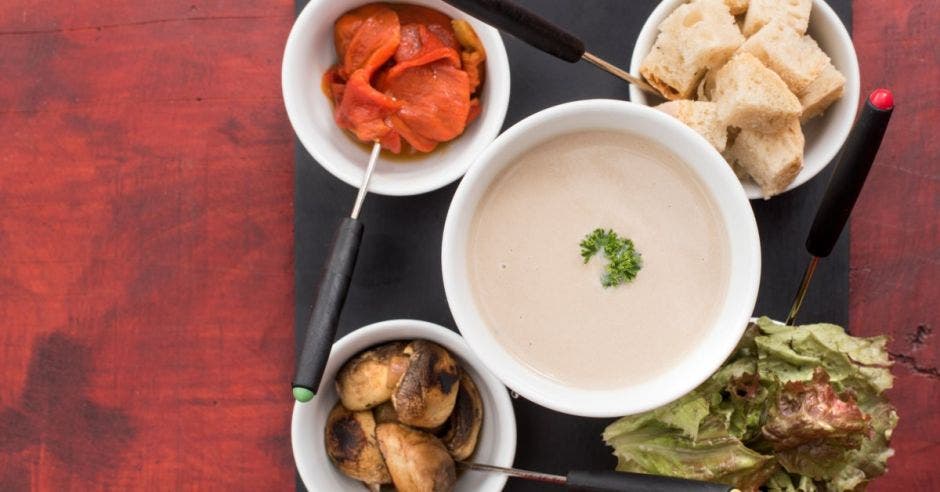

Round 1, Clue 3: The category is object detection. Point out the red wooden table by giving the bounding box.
[0,0,936,489]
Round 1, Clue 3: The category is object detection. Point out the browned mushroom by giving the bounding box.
[392,341,460,429]
[324,402,391,486]
[374,400,459,437]
[441,370,484,460]
[372,401,399,425]
[376,423,456,492]
[335,342,410,411]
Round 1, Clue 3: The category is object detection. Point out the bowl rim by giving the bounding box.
[628,0,861,200]
[441,99,761,417]
[291,319,517,491]
[281,0,511,196]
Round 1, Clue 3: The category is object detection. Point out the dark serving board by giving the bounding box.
[294,1,851,489]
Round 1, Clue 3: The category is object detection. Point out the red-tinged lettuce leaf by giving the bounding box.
[605,319,898,491]
[754,318,893,400]
[828,400,898,492]
[752,318,899,490]
[761,368,871,480]
[605,416,777,491]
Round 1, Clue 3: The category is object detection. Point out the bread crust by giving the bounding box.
[641,0,744,100]
[656,100,728,153]
[725,119,804,198]
[742,0,812,36]
[799,63,846,122]
[740,22,830,94]
[713,53,801,134]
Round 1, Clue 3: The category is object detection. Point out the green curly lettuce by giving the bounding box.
[604,317,898,492]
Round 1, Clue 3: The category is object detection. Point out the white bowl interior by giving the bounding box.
[442,100,761,417]
[291,320,516,491]
[282,0,511,196]
[629,0,860,200]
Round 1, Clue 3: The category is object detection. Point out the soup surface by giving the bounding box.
[468,131,731,389]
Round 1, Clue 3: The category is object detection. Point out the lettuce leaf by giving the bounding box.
[827,400,898,492]
[604,318,898,491]
[754,317,893,400]
[760,368,871,480]
[605,415,777,491]
[603,392,710,440]
[766,470,819,491]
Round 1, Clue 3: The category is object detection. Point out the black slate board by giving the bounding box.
[294,1,852,489]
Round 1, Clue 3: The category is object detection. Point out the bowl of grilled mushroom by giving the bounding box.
[291,319,517,491]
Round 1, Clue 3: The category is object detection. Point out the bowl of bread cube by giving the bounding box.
[630,0,860,199]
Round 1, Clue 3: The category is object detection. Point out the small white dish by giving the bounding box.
[282,0,511,196]
[291,319,516,491]
[441,100,761,417]
[629,0,860,200]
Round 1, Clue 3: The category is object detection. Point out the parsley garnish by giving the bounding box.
[580,228,643,288]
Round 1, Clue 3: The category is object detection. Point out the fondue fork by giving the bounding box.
[292,142,381,402]
[786,89,894,325]
[459,462,739,491]
[440,0,660,97]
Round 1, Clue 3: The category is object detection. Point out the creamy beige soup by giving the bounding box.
[468,131,731,389]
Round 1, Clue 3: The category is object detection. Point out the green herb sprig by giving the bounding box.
[580,228,643,288]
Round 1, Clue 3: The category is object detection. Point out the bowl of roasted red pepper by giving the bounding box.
[283,0,510,196]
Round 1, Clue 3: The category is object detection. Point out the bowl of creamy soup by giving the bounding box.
[441,99,761,417]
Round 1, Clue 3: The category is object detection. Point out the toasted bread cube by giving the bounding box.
[641,45,703,100]
[658,0,736,35]
[742,0,812,36]
[722,127,750,179]
[799,63,846,122]
[729,159,751,180]
[656,100,728,152]
[642,0,744,99]
[740,22,829,94]
[696,68,720,101]
[724,0,749,15]
[712,53,802,134]
[725,119,804,198]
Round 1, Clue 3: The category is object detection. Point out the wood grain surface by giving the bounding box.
[0,0,936,490]
[851,1,940,489]
[0,1,297,489]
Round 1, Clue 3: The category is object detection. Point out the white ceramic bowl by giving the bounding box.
[629,0,860,200]
[282,0,511,196]
[441,100,761,417]
[291,319,516,491]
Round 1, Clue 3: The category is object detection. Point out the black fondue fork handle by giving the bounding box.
[806,89,895,257]
[440,0,585,62]
[567,470,737,491]
[786,89,894,325]
[292,217,364,401]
